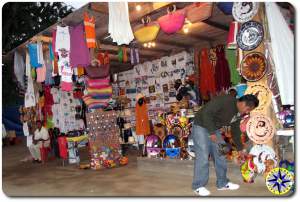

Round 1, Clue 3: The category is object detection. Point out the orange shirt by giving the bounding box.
[84,12,96,48]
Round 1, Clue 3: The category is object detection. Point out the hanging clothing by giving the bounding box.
[36,65,46,83]
[214,45,231,92]
[226,48,241,86]
[70,23,90,67]
[83,12,96,48]
[130,48,139,65]
[44,51,54,85]
[135,100,150,136]
[55,26,70,53]
[108,2,134,45]
[13,51,25,88]
[199,48,216,98]
[37,41,44,65]
[24,52,36,108]
[28,43,42,68]
[57,48,70,75]
[61,65,73,92]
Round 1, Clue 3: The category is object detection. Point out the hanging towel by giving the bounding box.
[13,51,25,88]
[108,2,134,45]
[70,23,90,67]
[83,12,96,48]
[226,48,241,86]
[24,52,36,108]
[37,41,44,65]
[118,47,123,62]
[28,43,42,68]
[122,47,128,63]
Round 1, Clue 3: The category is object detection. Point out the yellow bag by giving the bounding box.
[133,17,160,43]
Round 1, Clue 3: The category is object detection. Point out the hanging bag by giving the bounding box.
[85,59,110,79]
[184,2,213,23]
[133,16,160,43]
[158,5,186,34]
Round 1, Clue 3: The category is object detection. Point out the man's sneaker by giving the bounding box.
[194,187,211,196]
[217,182,240,190]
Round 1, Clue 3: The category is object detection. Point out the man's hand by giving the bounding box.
[210,134,217,142]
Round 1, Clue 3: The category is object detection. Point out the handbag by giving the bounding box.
[133,16,160,43]
[185,3,213,23]
[85,59,110,79]
[158,5,186,34]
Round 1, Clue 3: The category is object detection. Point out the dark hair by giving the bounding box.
[229,89,237,93]
[238,94,259,108]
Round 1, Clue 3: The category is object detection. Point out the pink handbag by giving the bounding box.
[158,5,186,34]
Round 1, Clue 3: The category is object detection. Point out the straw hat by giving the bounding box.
[246,114,275,145]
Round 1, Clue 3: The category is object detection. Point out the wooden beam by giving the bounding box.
[202,19,229,31]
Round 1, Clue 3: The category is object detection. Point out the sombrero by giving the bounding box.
[245,83,272,112]
[246,114,275,145]
[241,52,267,81]
[237,21,264,51]
[249,144,277,174]
[232,2,259,23]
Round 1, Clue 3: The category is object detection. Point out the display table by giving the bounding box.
[276,128,294,153]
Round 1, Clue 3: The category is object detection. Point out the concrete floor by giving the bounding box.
[2,138,279,197]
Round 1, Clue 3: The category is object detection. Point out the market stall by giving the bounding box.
[5,2,294,187]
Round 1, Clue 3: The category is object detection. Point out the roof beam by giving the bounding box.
[202,19,229,31]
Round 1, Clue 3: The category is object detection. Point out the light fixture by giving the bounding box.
[143,43,147,47]
[136,4,141,11]
[183,26,189,34]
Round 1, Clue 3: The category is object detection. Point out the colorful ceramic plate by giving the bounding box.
[232,2,259,23]
[246,114,275,145]
[241,52,267,81]
[237,21,264,51]
[245,83,272,112]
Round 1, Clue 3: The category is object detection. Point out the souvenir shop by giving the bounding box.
[8,2,294,181]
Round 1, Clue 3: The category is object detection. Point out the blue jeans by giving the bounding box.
[191,124,229,189]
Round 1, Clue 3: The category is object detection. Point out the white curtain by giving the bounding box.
[265,2,294,105]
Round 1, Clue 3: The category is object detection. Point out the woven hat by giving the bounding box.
[237,21,264,51]
[245,83,272,112]
[136,93,145,101]
[241,52,267,81]
[246,114,275,144]
[232,2,259,23]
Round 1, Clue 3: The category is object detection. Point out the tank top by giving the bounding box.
[83,12,96,48]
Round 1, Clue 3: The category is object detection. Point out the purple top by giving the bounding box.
[70,23,90,68]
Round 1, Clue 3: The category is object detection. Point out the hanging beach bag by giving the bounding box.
[158,5,186,34]
[133,16,160,43]
[85,59,110,79]
[185,2,213,23]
